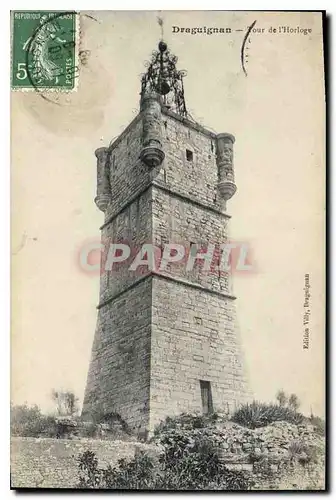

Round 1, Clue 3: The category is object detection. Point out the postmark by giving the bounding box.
[11,11,78,91]
[241,20,257,77]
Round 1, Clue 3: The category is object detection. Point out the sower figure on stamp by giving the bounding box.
[23,15,67,84]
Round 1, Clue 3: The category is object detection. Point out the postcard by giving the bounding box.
[11,10,326,490]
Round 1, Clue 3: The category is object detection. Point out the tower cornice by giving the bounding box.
[100,181,231,231]
[162,108,218,139]
[97,272,236,310]
[107,107,221,156]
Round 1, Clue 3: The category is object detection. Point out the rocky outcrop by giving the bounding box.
[212,420,324,459]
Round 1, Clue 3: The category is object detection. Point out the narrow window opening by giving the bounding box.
[112,155,115,169]
[188,129,191,139]
[200,380,213,415]
[210,141,214,153]
[186,149,193,162]
[160,167,167,183]
[163,122,169,139]
[189,241,197,260]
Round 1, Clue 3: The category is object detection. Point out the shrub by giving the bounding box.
[231,401,304,429]
[157,431,253,490]
[51,389,80,417]
[252,457,280,490]
[10,403,83,438]
[288,394,300,412]
[104,452,160,489]
[275,390,301,412]
[288,441,319,466]
[76,408,325,491]
[10,401,135,440]
[77,433,254,490]
[77,450,103,488]
[77,449,161,489]
[308,415,325,436]
[11,403,57,437]
[276,390,288,407]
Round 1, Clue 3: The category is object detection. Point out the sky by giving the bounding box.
[11,11,325,417]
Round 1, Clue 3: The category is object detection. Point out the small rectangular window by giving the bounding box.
[186,149,193,162]
[200,380,213,415]
[160,168,167,183]
[189,241,197,258]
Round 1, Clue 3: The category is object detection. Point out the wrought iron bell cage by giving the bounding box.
[140,41,188,118]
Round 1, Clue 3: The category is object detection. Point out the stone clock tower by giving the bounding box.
[82,41,250,434]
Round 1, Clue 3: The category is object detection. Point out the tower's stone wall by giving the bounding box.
[159,112,220,211]
[150,275,250,430]
[104,116,150,221]
[152,185,231,294]
[100,188,152,301]
[83,276,152,433]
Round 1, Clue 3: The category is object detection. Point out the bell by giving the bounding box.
[157,79,170,95]
[158,41,167,53]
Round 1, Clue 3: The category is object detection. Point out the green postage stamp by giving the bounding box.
[11,11,78,90]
